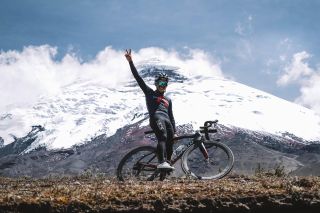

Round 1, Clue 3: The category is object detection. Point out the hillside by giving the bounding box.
[1,63,320,151]
[0,175,319,213]
[1,121,320,178]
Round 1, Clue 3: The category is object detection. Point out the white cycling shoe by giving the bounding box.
[157,162,175,170]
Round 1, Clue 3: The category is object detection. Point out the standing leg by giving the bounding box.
[165,120,174,162]
[150,118,168,163]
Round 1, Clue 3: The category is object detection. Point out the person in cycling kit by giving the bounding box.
[125,49,176,170]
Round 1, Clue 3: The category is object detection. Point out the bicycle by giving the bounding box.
[116,120,234,181]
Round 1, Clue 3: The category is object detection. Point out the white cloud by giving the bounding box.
[277,51,313,86]
[277,51,320,114]
[235,23,245,36]
[0,45,223,113]
[279,38,292,49]
[0,45,130,112]
[235,15,253,36]
[295,71,320,114]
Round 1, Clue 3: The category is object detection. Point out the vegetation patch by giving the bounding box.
[0,175,320,212]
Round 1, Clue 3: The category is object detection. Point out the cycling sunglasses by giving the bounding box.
[158,81,168,87]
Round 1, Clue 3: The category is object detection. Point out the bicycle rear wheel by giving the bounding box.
[116,146,158,181]
[182,141,234,180]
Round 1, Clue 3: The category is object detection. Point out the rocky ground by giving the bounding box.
[0,174,319,213]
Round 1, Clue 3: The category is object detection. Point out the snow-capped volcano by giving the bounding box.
[1,61,320,150]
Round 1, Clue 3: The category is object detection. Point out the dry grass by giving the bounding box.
[0,175,320,212]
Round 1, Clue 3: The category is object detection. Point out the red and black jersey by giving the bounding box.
[129,61,176,133]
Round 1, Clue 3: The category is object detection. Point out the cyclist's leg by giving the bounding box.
[165,120,174,162]
[150,115,168,164]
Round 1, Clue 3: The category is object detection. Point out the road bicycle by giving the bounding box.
[117,120,234,181]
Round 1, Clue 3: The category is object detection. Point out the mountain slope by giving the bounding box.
[0,62,319,151]
[1,115,320,178]
[0,62,320,177]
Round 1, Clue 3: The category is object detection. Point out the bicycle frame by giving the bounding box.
[131,135,197,173]
[170,133,202,165]
[144,131,211,167]
[138,120,216,167]
[117,120,234,181]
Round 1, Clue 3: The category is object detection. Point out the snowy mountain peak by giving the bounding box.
[0,63,320,151]
[136,59,187,83]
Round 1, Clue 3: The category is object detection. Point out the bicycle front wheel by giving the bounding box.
[116,146,158,181]
[182,141,234,180]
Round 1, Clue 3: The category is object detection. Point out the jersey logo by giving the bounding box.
[154,96,169,108]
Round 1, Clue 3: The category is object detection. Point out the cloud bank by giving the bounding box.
[277,51,313,85]
[0,45,223,113]
[277,51,320,114]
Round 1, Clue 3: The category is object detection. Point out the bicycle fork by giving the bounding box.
[194,132,209,161]
[199,142,209,160]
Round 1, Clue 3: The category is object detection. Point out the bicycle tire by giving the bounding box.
[181,141,234,180]
[116,146,158,181]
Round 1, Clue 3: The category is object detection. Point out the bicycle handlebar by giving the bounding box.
[204,120,218,128]
[200,120,219,140]
[200,129,217,134]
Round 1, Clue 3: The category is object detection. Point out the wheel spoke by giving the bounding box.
[182,142,234,180]
[117,146,159,181]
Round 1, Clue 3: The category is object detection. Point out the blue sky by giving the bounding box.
[1,0,320,108]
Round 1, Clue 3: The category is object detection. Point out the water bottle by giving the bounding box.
[174,144,186,156]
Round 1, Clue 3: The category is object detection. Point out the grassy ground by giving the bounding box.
[0,174,320,213]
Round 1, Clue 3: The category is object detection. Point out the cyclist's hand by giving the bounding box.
[125,49,132,62]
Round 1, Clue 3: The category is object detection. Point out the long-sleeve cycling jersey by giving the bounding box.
[129,61,176,133]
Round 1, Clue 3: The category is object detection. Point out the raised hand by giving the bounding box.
[125,49,132,62]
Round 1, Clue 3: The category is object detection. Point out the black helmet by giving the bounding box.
[154,72,169,84]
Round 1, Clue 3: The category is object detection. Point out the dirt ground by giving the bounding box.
[0,175,320,213]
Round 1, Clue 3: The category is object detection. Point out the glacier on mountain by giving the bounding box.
[0,61,320,150]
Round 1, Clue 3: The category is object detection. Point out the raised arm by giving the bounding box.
[125,49,151,94]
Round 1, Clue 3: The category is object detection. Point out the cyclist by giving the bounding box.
[125,49,176,170]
